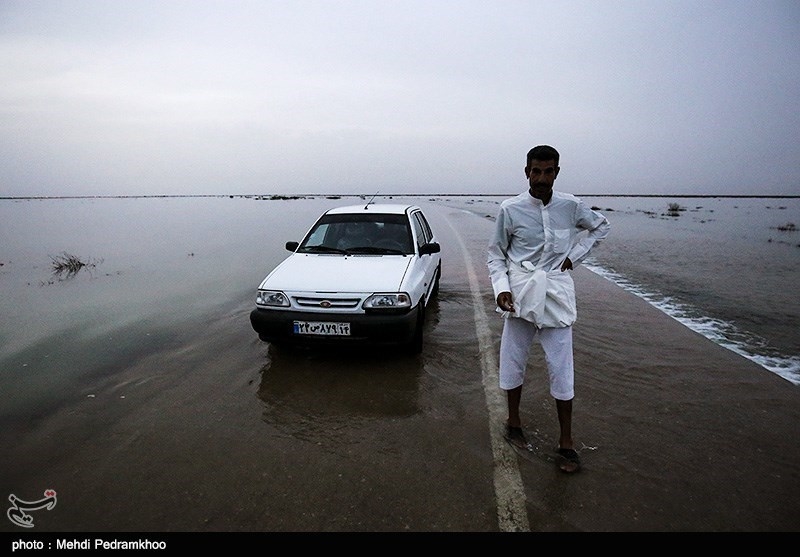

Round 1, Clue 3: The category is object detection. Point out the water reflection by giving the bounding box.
[255,296,445,443]
[256,343,423,445]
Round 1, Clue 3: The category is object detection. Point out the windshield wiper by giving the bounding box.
[300,245,346,254]
[344,246,406,255]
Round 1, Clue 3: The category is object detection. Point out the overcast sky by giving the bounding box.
[1,0,798,197]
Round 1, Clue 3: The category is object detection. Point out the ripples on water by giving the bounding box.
[584,262,800,385]
[584,198,800,386]
[582,196,800,386]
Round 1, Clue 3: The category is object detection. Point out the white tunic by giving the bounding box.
[487,191,610,328]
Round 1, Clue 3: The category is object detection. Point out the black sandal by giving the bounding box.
[556,447,581,473]
[504,424,533,452]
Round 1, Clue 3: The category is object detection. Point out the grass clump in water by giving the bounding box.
[50,252,100,278]
[666,202,685,217]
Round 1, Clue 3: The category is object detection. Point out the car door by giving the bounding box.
[408,209,440,304]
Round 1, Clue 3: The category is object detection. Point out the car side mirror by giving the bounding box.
[419,242,440,255]
[285,241,299,252]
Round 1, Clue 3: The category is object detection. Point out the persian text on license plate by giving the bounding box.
[293,321,351,336]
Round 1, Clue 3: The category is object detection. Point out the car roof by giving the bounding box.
[325,203,419,216]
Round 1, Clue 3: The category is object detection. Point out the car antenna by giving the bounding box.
[364,191,379,210]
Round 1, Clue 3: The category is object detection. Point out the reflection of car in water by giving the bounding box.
[257,296,442,435]
[256,345,424,435]
[249,203,442,354]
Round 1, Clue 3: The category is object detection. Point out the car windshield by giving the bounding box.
[298,213,414,255]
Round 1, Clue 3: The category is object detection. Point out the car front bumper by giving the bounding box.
[249,306,419,346]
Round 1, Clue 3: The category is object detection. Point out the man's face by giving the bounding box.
[525,159,559,199]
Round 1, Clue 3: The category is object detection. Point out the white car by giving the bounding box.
[249,203,441,354]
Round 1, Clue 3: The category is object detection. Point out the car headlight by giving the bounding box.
[362,292,412,310]
[256,290,290,307]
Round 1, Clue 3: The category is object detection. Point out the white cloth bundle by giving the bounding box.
[497,261,577,328]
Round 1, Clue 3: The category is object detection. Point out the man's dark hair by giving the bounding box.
[527,145,560,167]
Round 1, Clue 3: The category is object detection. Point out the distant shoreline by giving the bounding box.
[2,193,799,201]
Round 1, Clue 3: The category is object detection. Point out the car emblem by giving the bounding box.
[319,300,331,308]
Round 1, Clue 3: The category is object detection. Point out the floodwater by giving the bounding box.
[1,195,798,532]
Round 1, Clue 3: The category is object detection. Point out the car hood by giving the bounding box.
[259,253,413,292]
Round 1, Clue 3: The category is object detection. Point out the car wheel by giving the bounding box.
[408,300,425,355]
[430,262,441,299]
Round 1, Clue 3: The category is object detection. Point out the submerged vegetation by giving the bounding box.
[666,202,686,217]
[49,252,101,279]
[767,222,798,248]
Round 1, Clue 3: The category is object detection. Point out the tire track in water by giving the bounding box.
[439,210,530,532]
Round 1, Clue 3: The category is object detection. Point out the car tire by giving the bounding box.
[430,261,441,299]
[408,301,425,355]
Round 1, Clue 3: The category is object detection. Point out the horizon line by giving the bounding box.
[2,193,799,200]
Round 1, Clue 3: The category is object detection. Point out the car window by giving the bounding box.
[299,213,414,254]
[303,224,330,247]
[415,212,434,241]
[411,211,432,250]
[335,221,379,250]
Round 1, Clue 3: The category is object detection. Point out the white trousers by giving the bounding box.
[498,317,574,400]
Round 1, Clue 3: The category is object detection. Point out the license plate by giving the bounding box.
[293,321,351,336]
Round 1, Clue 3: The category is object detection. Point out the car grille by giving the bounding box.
[293,296,362,309]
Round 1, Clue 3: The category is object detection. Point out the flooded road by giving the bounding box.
[1,199,517,532]
[3,197,798,533]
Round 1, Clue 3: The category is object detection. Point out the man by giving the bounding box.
[487,145,610,473]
